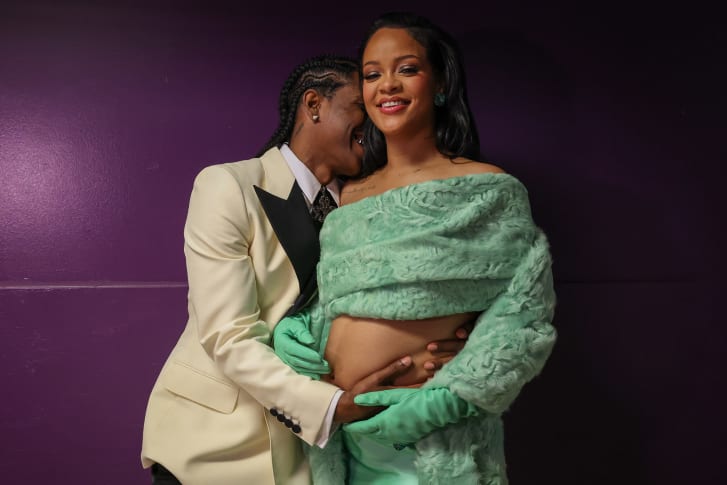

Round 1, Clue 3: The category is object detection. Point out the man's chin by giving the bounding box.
[340,161,363,179]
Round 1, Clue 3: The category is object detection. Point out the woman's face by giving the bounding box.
[361,27,438,139]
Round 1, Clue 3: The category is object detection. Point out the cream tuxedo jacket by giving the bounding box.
[141,148,339,484]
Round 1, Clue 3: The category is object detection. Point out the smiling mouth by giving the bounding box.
[378,100,409,108]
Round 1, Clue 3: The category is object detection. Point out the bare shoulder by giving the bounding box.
[451,157,506,175]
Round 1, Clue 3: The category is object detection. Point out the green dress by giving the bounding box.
[282,173,557,484]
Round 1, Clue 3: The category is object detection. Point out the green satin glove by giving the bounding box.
[272,311,329,379]
[343,387,479,445]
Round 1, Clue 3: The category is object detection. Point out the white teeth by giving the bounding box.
[382,100,404,108]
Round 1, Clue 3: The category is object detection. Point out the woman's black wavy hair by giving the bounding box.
[357,12,482,176]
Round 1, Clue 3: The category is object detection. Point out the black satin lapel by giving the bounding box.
[254,182,320,302]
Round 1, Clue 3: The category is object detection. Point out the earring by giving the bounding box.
[434,93,446,107]
[312,114,320,122]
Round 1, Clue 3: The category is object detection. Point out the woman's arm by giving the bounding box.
[426,231,557,412]
[345,231,557,443]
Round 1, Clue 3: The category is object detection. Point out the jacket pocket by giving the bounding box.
[164,361,239,414]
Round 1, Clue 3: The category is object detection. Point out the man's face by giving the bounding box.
[316,74,366,178]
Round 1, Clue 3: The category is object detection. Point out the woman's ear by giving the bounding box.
[434,91,446,107]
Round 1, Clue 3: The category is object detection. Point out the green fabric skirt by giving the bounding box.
[343,430,418,484]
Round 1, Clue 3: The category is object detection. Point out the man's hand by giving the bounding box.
[333,320,474,423]
[422,324,471,373]
[333,356,414,423]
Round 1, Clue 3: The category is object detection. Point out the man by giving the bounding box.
[141,55,461,485]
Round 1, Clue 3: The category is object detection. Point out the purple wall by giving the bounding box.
[1,1,724,483]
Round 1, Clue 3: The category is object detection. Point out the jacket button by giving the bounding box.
[292,424,301,433]
[276,414,286,423]
[269,408,279,417]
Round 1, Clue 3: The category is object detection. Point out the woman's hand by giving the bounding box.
[343,387,479,445]
[272,311,330,379]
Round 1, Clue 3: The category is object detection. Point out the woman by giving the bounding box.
[275,12,557,484]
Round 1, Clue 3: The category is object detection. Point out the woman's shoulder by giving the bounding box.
[449,157,505,176]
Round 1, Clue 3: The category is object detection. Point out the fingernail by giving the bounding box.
[423,362,435,370]
[399,356,412,366]
[456,329,467,338]
[427,343,437,351]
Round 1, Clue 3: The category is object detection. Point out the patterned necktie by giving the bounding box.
[310,186,337,225]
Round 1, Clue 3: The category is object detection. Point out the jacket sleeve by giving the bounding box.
[424,230,557,414]
[184,164,339,445]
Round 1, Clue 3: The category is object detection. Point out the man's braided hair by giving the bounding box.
[256,55,359,157]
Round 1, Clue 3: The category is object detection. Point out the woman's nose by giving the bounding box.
[379,73,401,93]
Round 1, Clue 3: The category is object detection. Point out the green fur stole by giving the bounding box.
[306,173,557,484]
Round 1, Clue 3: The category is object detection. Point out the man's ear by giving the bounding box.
[302,89,321,122]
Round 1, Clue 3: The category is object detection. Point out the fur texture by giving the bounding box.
[300,173,557,483]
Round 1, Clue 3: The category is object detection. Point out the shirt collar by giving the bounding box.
[280,144,341,205]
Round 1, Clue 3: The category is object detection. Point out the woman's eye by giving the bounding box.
[400,65,419,74]
[363,72,380,81]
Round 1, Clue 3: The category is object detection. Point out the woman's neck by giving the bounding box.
[383,133,446,172]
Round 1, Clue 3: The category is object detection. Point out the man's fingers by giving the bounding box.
[459,319,475,336]
[372,355,412,385]
[423,339,462,372]
[353,356,412,393]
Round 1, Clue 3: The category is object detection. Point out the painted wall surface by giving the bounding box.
[1,1,724,483]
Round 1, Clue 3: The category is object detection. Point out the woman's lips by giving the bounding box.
[377,98,409,114]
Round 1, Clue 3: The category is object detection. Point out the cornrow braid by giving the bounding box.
[256,54,358,157]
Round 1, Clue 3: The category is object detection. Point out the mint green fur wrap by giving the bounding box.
[305,173,557,484]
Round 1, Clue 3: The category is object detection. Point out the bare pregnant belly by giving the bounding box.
[324,312,477,391]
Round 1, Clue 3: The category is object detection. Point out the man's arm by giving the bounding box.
[184,165,339,445]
